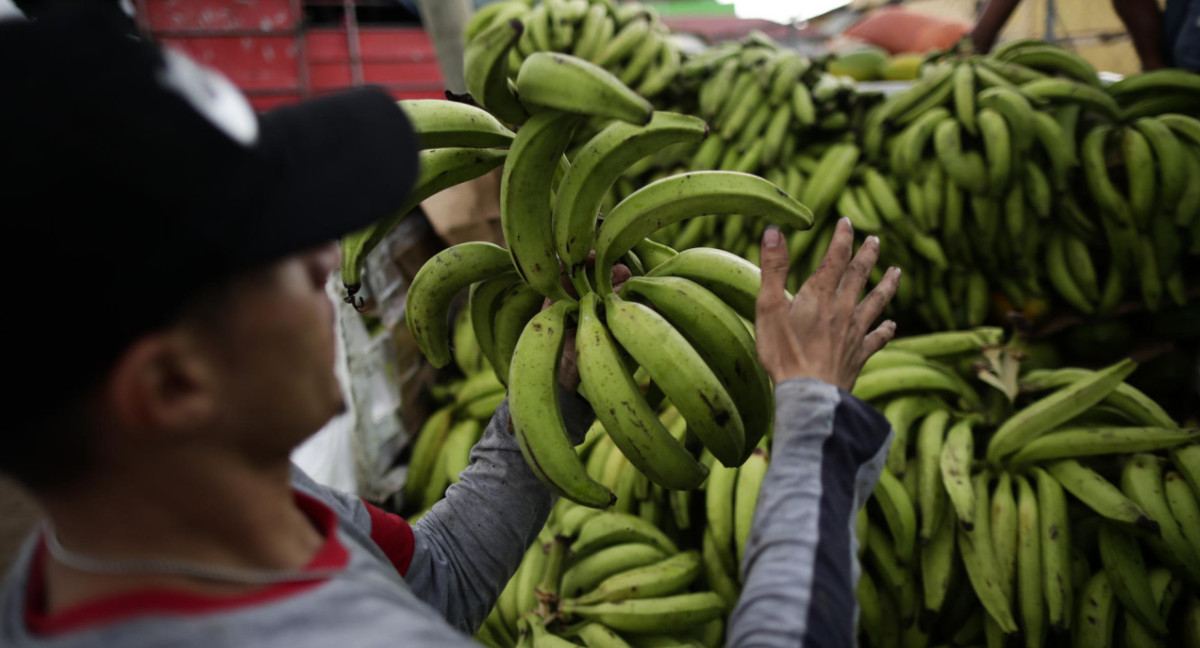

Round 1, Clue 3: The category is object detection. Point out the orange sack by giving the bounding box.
[843,7,971,54]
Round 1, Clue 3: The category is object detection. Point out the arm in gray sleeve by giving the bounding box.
[727,378,893,648]
[403,389,594,634]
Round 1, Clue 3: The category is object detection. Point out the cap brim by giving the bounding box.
[233,86,420,267]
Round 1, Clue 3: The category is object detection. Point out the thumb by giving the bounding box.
[756,226,790,319]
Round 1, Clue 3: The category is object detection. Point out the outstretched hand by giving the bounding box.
[755,218,901,391]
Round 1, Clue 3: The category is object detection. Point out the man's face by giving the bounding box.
[194,242,345,457]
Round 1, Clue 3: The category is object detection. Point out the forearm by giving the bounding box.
[1113,0,1166,70]
[727,379,892,648]
[404,391,594,633]
[970,0,1022,53]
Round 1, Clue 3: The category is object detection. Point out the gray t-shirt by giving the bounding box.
[0,379,891,647]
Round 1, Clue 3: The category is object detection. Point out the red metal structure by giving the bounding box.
[136,0,446,111]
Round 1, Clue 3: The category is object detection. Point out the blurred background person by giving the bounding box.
[971,0,1200,71]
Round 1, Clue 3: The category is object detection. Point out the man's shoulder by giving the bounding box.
[215,576,476,647]
[290,463,372,530]
[0,536,469,648]
[1,574,473,648]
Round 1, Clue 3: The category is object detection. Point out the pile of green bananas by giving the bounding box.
[464,0,681,104]
[588,36,1199,332]
[402,319,1200,646]
[795,41,1200,328]
[848,328,1200,647]
[394,45,812,508]
[851,43,1200,327]
[467,401,766,648]
[402,308,507,515]
[476,508,726,647]
[609,36,886,272]
[1072,112,1200,314]
[399,343,770,646]
[671,33,872,161]
[1102,65,1200,121]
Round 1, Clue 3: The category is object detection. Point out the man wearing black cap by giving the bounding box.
[0,8,900,648]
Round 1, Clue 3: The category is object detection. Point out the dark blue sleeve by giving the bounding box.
[727,378,892,648]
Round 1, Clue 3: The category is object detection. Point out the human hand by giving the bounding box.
[548,254,632,392]
[754,218,901,391]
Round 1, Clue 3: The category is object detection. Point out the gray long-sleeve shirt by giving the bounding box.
[0,379,891,647]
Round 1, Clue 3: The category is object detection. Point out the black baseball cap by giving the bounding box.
[0,8,420,417]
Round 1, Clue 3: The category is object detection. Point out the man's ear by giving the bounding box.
[104,331,217,439]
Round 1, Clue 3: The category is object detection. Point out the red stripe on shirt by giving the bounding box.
[364,502,415,576]
[25,491,348,636]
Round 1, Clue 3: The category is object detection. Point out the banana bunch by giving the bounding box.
[852,43,1200,325]
[677,32,866,150]
[403,308,507,515]
[1071,115,1200,314]
[1107,68,1200,121]
[476,480,725,646]
[848,328,1200,647]
[477,516,727,648]
[464,0,682,106]
[402,48,813,507]
[699,437,768,608]
[406,322,1197,646]
[470,407,767,648]
[339,99,514,295]
[865,54,1106,262]
[603,35,886,264]
[641,38,1199,334]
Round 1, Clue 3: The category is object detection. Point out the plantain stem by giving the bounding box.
[570,268,594,298]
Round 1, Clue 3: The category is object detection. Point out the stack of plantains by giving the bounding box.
[610,36,1200,333]
[850,329,1200,648]
[404,327,1200,647]
[463,0,684,105]
[332,9,1200,645]
[851,42,1200,329]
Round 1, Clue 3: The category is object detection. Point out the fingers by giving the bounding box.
[857,320,898,367]
[756,226,791,319]
[558,334,581,392]
[838,235,880,304]
[853,267,901,336]
[804,218,854,297]
[610,263,632,291]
